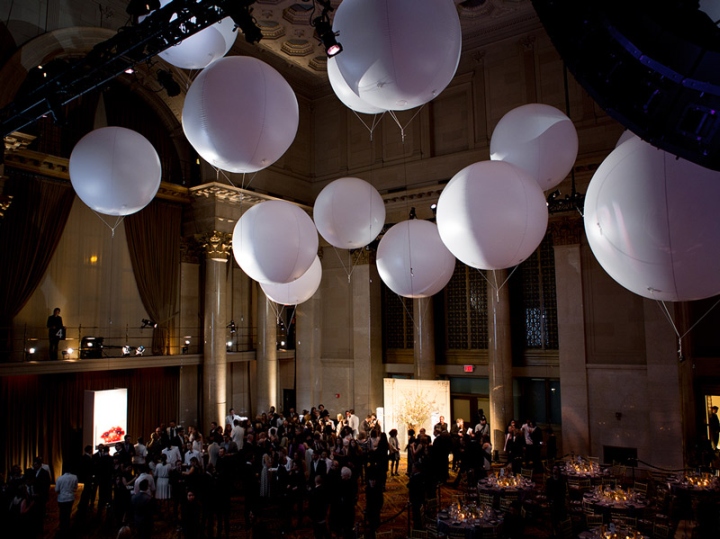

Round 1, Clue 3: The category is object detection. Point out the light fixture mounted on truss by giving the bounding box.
[311,0,343,57]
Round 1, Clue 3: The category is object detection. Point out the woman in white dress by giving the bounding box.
[259,449,274,498]
[154,454,172,501]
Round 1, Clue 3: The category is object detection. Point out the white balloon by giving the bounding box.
[314,177,386,249]
[436,160,548,270]
[584,136,720,302]
[232,200,318,284]
[327,57,386,115]
[376,220,456,298]
[615,129,638,148]
[333,0,461,111]
[69,127,161,216]
[141,0,236,69]
[183,56,299,173]
[261,256,322,305]
[490,103,578,190]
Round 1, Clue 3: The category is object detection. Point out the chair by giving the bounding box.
[586,513,604,528]
[443,528,466,539]
[408,531,428,539]
[652,523,671,539]
[424,497,438,517]
[499,497,514,514]
[478,493,494,507]
[623,516,638,528]
[602,477,617,488]
[479,529,498,539]
[633,481,648,496]
[587,456,600,464]
[376,532,394,539]
[422,515,441,538]
[520,468,534,480]
[559,517,574,539]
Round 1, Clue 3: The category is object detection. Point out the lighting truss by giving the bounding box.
[0,0,260,138]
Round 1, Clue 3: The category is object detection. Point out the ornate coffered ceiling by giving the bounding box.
[227,0,539,96]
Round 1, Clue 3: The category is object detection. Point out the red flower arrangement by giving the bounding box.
[100,426,125,443]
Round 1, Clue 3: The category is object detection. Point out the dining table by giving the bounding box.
[582,486,648,521]
[436,504,504,539]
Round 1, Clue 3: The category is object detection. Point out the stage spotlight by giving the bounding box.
[157,69,181,97]
[546,189,561,206]
[224,1,263,44]
[136,346,145,356]
[28,347,36,354]
[314,18,342,57]
[141,319,157,329]
[408,207,417,220]
[122,345,131,357]
[67,348,74,354]
[430,203,437,216]
[227,320,237,334]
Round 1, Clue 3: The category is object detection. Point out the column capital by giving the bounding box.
[196,230,232,262]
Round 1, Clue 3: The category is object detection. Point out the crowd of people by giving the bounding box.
[0,405,552,539]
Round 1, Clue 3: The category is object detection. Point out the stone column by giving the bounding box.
[413,297,436,380]
[488,269,514,454]
[352,251,384,414]
[199,231,231,433]
[256,288,278,414]
[551,217,590,456]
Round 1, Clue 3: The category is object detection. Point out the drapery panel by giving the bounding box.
[0,171,75,358]
[124,200,181,355]
[0,367,180,478]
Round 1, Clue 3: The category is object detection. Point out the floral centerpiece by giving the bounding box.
[100,426,125,444]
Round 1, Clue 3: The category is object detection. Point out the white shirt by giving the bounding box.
[134,443,148,464]
[225,413,240,427]
[521,423,534,445]
[184,449,203,468]
[55,473,78,503]
[231,424,245,450]
[162,446,182,468]
[348,414,360,437]
[133,472,156,495]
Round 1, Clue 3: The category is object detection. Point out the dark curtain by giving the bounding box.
[0,367,180,478]
[0,171,75,358]
[124,200,181,355]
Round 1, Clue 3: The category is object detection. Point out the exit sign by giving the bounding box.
[463,365,475,373]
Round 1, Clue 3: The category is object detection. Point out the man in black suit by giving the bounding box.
[46,307,63,360]
[309,450,327,484]
[76,445,95,521]
[131,479,156,539]
[30,456,52,536]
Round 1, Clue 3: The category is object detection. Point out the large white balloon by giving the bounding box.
[183,56,299,173]
[436,160,548,270]
[333,0,461,111]
[232,200,318,284]
[327,58,386,115]
[490,103,578,190]
[141,0,236,69]
[584,136,720,302]
[314,177,386,249]
[376,220,456,298]
[69,127,161,216]
[261,256,322,305]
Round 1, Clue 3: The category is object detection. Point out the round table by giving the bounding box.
[582,490,648,521]
[477,477,535,506]
[437,508,503,539]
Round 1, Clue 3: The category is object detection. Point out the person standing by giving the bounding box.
[46,307,64,360]
[131,479,156,539]
[54,465,78,539]
[709,405,720,451]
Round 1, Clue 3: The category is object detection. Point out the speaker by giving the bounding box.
[80,336,104,359]
[533,0,720,171]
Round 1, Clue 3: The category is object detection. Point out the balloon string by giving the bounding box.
[398,294,419,336]
[93,211,124,237]
[388,105,425,142]
[351,110,385,141]
[653,296,720,356]
[477,266,518,299]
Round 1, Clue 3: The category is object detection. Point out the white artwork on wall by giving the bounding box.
[84,388,128,454]
[383,378,451,452]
